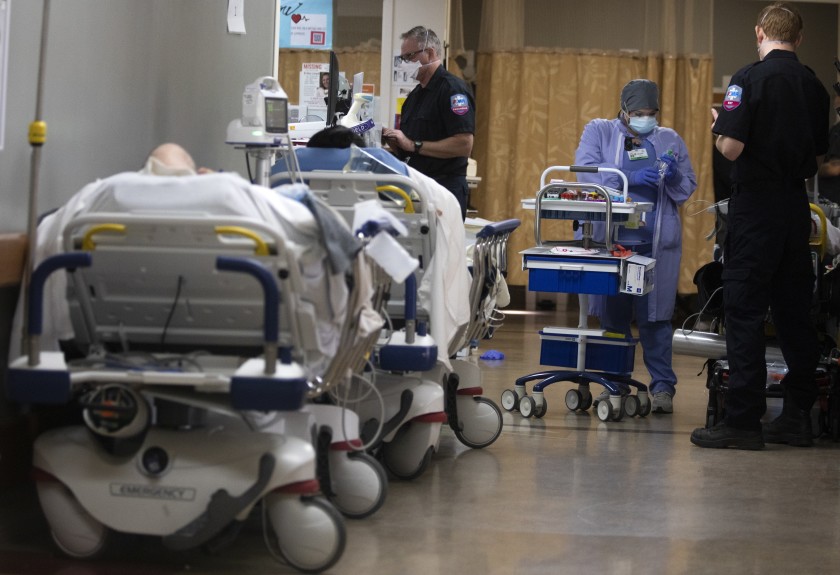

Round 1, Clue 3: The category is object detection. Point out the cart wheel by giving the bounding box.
[596,399,612,422]
[565,389,582,411]
[637,393,651,417]
[579,391,593,411]
[534,397,548,419]
[519,396,536,418]
[612,397,625,422]
[500,389,519,412]
[623,395,640,418]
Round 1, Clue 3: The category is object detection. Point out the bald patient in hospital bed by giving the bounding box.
[10,143,363,375]
[271,127,472,368]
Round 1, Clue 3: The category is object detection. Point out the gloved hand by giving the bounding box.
[628,167,659,189]
[659,152,681,184]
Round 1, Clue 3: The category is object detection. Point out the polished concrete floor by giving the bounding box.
[2,301,840,574]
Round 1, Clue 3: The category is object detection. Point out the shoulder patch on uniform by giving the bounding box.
[450,94,470,116]
[722,85,742,111]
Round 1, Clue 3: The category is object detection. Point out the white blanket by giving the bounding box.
[404,166,471,369]
[10,172,352,376]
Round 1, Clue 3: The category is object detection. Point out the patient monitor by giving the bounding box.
[226,76,299,186]
[226,76,289,145]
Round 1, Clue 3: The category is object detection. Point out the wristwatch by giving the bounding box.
[413,140,423,154]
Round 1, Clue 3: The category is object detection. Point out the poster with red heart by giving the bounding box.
[278,0,333,50]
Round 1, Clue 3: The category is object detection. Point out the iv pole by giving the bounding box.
[22,0,51,365]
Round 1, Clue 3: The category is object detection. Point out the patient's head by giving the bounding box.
[307,126,365,149]
[141,143,199,176]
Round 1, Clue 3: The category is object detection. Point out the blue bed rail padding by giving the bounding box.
[6,368,73,405]
[230,375,309,411]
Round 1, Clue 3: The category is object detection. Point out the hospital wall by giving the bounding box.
[0,0,278,232]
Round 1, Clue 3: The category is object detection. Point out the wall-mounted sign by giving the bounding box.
[278,0,332,50]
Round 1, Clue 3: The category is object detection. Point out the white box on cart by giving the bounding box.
[622,254,655,296]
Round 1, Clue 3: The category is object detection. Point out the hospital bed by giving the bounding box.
[271,157,517,478]
[5,171,397,571]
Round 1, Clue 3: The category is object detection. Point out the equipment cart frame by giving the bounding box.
[501,165,655,422]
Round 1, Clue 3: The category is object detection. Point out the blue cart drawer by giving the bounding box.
[539,331,637,374]
[525,255,620,295]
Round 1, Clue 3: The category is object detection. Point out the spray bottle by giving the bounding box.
[339,93,375,132]
[655,149,676,182]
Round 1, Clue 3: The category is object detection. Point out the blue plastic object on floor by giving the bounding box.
[480,350,505,360]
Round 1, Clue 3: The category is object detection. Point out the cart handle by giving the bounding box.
[539,165,629,202]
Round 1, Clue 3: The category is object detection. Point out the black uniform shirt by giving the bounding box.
[398,65,475,179]
[713,50,829,186]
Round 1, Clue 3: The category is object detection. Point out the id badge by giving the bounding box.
[627,148,649,161]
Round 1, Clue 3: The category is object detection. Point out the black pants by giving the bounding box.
[434,175,468,221]
[722,183,819,430]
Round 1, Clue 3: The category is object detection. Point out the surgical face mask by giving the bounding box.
[403,60,422,80]
[628,115,657,135]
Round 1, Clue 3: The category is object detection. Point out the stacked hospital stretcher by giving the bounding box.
[6,155,519,572]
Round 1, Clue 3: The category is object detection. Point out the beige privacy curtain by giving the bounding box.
[471,0,715,294]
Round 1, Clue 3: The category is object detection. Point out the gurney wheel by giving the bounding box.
[500,389,519,412]
[328,451,388,519]
[519,396,536,418]
[37,480,113,559]
[265,494,346,573]
[565,389,583,411]
[383,444,434,481]
[381,422,438,480]
[453,396,503,448]
[623,395,640,418]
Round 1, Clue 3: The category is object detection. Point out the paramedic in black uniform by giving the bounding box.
[382,26,475,220]
[691,2,830,450]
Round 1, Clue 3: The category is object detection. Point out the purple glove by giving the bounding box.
[659,153,680,184]
[628,167,659,189]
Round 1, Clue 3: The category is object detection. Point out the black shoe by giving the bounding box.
[763,405,813,447]
[690,421,764,450]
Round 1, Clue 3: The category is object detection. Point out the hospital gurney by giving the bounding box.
[5,172,395,571]
[273,161,512,477]
[502,165,655,422]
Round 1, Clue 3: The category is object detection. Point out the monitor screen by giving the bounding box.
[264,97,288,133]
[325,51,339,127]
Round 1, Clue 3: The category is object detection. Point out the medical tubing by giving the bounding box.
[215,256,287,372]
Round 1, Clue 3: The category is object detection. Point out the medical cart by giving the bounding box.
[501,165,655,421]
